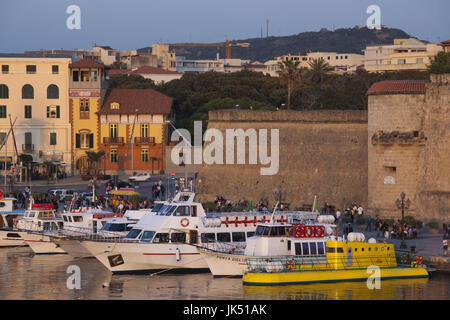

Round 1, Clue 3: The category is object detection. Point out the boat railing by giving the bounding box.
[245,254,402,273]
[196,240,246,254]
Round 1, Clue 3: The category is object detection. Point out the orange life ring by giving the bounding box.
[286,260,295,270]
[314,226,325,237]
[400,254,407,264]
[180,218,189,227]
[416,256,423,265]
[293,225,302,238]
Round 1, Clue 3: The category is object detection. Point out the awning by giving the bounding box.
[109,190,140,196]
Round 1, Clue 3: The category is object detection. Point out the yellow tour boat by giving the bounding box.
[242,238,428,286]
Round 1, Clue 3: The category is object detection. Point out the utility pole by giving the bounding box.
[266,19,269,37]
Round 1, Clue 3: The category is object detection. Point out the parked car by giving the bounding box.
[128,173,151,182]
[49,189,75,201]
[105,179,133,189]
[78,192,94,202]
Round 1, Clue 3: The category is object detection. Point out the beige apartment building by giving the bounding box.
[0,55,72,178]
[364,38,443,72]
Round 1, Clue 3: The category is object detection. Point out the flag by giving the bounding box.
[248,201,253,211]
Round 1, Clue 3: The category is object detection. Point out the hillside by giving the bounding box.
[138,26,412,62]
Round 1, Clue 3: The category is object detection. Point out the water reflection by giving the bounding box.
[0,247,448,300]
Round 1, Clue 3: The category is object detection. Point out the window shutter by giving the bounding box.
[56,105,60,118]
[89,134,94,148]
[46,106,50,118]
[76,134,80,148]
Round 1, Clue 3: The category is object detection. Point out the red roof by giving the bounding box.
[106,69,130,76]
[367,80,427,95]
[100,89,172,115]
[69,57,104,69]
[132,66,181,75]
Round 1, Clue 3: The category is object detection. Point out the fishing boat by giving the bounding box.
[199,216,336,277]
[242,232,429,286]
[0,196,26,247]
[81,191,320,274]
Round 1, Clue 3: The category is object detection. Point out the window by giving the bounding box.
[0,84,8,98]
[73,70,79,82]
[310,242,317,255]
[110,149,118,163]
[110,124,117,138]
[337,247,344,253]
[62,215,68,222]
[141,149,149,162]
[317,242,325,255]
[46,105,60,118]
[302,242,310,255]
[201,233,216,243]
[47,85,59,99]
[72,216,83,222]
[22,84,34,99]
[24,105,32,119]
[81,71,90,82]
[171,232,186,243]
[217,232,231,242]
[140,231,156,243]
[0,106,6,118]
[255,226,264,235]
[52,65,59,74]
[246,231,255,238]
[232,232,246,242]
[1,65,8,74]
[153,233,169,243]
[398,59,406,65]
[110,102,119,110]
[76,133,93,148]
[126,229,142,239]
[295,243,301,255]
[141,124,149,138]
[174,206,190,216]
[91,70,98,81]
[50,132,57,145]
[7,233,21,238]
[80,99,90,112]
[384,166,396,173]
[26,65,36,74]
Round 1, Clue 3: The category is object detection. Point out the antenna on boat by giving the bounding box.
[269,201,279,224]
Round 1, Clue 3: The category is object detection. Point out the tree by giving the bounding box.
[85,150,105,176]
[427,52,450,74]
[277,60,302,109]
[110,61,128,70]
[306,57,330,83]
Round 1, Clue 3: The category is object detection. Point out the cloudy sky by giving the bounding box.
[0,0,448,52]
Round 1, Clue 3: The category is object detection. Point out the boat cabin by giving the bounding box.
[17,209,63,232]
[0,198,25,228]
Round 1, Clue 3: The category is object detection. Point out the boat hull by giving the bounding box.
[242,267,429,286]
[82,240,209,274]
[51,238,92,258]
[24,233,67,254]
[200,250,249,277]
[0,230,28,247]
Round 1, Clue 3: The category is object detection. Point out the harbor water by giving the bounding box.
[0,247,448,300]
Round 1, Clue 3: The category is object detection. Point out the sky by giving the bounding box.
[0,0,449,53]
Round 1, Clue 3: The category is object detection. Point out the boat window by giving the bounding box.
[270,226,285,236]
[310,242,317,255]
[368,247,372,251]
[140,231,156,243]
[62,215,68,222]
[68,216,73,222]
[287,240,291,251]
[191,206,197,217]
[7,233,21,238]
[102,223,127,232]
[247,232,255,238]
[232,232,245,242]
[155,205,168,215]
[171,232,186,243]
[337,247,344,253]
[326,247,336,253]
[152,203,164,212]
[165,206,177,216]
[125,228,142,239]
[58,222,63,229]
[126,225,133,231]
[217,232,231,242]
[354,248,358,252]
[381,247,384,251]
[73,216,83,222]
[43,222,50,230]
[361,248,365,252]
[174,206,190,217]
[295,243,301,255]
[262,227,270,236]
[302,242,310,256]
[255,226,264,236]
[317,242,325,255]
[201,233,216,243]
[153,233,169,243]
[375,247,378,251]
[387,247,390,250]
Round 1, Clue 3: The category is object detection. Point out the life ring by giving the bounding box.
[294,225,303,238]
[305,226,313,237]
[400,254,407,264]
[180,218,189,227]
[286,260,295,270]
[314,226,325,237]
[416,256,423,265]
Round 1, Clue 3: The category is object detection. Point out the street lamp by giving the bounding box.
[395,192,411,250]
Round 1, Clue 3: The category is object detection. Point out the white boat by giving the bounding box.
[199,215,337,277]
[0,197,27,247]
[81,191,320,274]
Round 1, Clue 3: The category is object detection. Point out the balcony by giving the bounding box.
[134,137,155,145]
[103,137,124,145]
[79,112,90,119]
[22,144,34,152]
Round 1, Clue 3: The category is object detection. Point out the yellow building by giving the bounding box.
[0,54,72,178]
[151,44,177,71]
[364,38,443,72]
[69,57,107,175]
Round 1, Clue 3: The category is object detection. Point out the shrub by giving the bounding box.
[404,216,423,229]
[426,220,439,229]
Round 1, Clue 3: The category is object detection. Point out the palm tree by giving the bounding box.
[277,60,302,109]
[85,150,105,176]
[306,57,330,83]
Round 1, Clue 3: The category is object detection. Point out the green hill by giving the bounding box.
[138,26,412,62]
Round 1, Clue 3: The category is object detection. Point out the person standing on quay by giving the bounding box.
[443,237,448,257]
